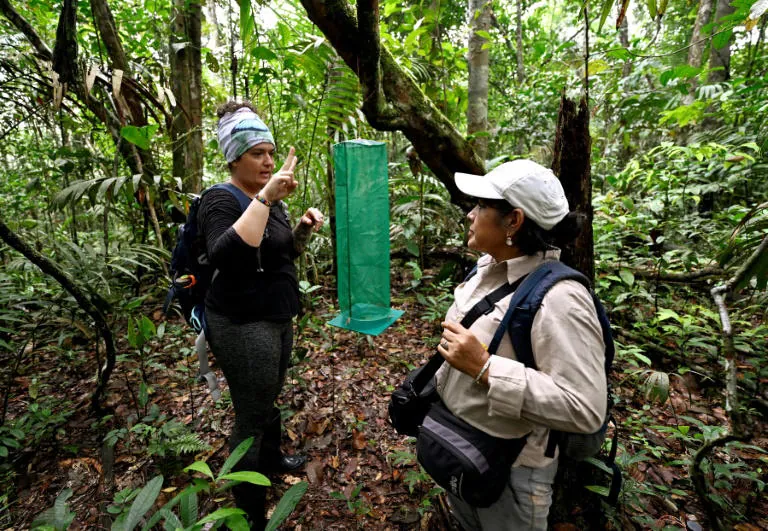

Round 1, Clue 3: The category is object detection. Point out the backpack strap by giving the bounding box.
[490,261,592,369]
[490,261,618,467]
[410,273,528,394]
[209,182,253,211]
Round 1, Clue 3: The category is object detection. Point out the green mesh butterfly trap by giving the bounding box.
[328,140,403,336]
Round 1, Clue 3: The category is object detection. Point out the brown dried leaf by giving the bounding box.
[305,458,324,484]
[352,429,367,450]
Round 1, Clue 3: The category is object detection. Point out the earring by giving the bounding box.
[505,235,513,247]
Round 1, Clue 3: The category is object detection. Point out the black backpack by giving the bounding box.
[162,182,251,333]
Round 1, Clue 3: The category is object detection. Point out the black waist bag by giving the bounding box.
[417,401,527,508]
[389,373,439,438]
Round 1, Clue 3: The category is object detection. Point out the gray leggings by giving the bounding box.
[205,306,293,470]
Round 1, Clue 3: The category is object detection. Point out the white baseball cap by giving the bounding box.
[454,159,569,230]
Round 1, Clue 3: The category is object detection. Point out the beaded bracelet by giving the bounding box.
[474,356,492,385]
[254,194,272,207]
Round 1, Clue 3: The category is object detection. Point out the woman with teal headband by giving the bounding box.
[199,100,324,527]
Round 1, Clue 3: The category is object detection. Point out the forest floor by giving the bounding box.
[4,275,767,530]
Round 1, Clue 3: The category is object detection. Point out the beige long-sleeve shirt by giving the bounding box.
[435,251,607,468]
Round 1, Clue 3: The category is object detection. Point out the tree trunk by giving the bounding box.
[688,0,714,68]
[299,0,483,208]
[515,0,524,83]
[618,9,631,78]
[467,0,491,160]
[549,95,602,527]
[551,95,593,284]
[169,0,204,193]
[708,0,735,82]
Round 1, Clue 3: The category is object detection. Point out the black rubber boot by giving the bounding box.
[259,407,306,473]
[232,482,267,530]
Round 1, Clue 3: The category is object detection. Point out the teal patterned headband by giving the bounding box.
[217,108,275,163]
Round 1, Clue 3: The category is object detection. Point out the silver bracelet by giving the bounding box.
[474,356,492,385]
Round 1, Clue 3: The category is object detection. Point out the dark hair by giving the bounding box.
[484,199,584,256]
[216,100,259,119]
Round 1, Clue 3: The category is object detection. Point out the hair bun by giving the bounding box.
[551,211,584,243]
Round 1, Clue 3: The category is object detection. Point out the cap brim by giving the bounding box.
[455,172,503,199]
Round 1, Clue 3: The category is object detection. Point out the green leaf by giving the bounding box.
[141,483,209,530]
[127,318,138,349]
[250,46,278,61]
[584,457,613,474]
[139,315,156,341]
[606,48,631,61]
[585,484,611,496]
[218,471,271,486]
[619,269,635,286]
[598,0,615,32]
[119,475,163,531]
[656,308,681,322]
[138,381,149,409]
[120,125,158,151]
[240,0,254,41]
[31,488,75,530]
[587,59,608,75]
[712,28,733,50]
[197,508,246,525]
[225,514,251,531]
[218,437,254,478]
[643,371,670,404]
[266,481,308,531]
[647,0,657,18]
[179,490,198,526]
[633,352,652,366]
[184,461,214,480]
[205,51,220,73]
[475,30,493,41]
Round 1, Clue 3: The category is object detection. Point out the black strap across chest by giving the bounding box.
[409,273,528,393]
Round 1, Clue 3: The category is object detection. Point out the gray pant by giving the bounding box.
[447,460,559,531]
[205,307,293,524]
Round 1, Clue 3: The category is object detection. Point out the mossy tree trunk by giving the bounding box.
[169,0,204,193]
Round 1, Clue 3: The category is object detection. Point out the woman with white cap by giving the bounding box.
[198,101,324,527]
[434,159,606,530]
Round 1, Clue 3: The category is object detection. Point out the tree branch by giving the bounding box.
[0,217,116,415]
[632,266,726,283]
[356,0,404,128]
[0,0,52,60]
[300,0,483,207]
[691,433,748,531]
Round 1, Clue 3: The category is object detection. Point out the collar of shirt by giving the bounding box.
[475,249,561,285]
[450,249,560,326]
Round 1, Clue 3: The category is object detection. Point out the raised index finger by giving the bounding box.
[280,146,296,172]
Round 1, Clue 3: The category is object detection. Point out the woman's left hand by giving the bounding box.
[438,321,489,378]
[301,208,324,232]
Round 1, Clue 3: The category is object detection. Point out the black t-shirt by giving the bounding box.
[198,187,299,322]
